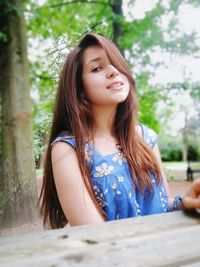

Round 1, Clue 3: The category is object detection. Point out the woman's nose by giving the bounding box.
[106,65,119,78]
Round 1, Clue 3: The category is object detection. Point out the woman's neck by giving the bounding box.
[90,106,120,155]
[91,105,116,137]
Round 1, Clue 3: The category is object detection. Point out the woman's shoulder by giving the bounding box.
[136,124,157,149]
[51,131,76,148]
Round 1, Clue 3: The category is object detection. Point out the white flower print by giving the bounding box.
[111,183,121,195]
[93,185,108,208]
[84,143,93,163]
[117,176,124,182]
[160,186,168,212]
[93,185,100,195]
[104,188,108,194]
[112,151,127,165]
[135,199,142,216]
[93,162,114,178]
[112,183,117,190]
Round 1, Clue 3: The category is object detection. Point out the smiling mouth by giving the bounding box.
[107,82,124,90]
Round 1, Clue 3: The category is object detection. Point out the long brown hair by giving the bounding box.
[39,33,161,229]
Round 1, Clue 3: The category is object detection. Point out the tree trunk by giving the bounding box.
[181,113,189,162]
[111,0,124,54]
[182,142,187,162]
[0,1,38,228]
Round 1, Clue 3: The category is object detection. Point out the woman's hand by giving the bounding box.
[182,179,200,209]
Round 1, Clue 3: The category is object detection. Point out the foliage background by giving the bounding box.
[25,0,200,165]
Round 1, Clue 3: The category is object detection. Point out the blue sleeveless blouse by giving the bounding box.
[52,125,170,221]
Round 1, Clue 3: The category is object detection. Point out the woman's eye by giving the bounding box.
[92,67,101,72]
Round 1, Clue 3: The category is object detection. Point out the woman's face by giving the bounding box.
[82,45,130,107]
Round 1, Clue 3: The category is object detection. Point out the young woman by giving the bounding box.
[39,33,200,229]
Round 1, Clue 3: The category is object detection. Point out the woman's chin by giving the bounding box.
[111,92,129,103]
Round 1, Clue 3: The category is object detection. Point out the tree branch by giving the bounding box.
[77,2,112,39]
[46,0,110,9]
[36,74,59,80]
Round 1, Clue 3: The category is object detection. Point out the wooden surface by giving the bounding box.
[0,211,200,267]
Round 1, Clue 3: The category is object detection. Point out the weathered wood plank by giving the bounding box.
[0,211,199,267]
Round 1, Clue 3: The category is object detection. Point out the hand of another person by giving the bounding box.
[182,179,200,209]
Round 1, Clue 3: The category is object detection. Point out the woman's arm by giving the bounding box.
[51,142,104,226]
[152,144,200,210]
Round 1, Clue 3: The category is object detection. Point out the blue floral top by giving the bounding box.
[52,125,170,221]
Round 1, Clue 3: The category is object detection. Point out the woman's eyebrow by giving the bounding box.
[86,57,101,66]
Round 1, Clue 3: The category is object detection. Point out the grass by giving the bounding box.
[187,162,200,168]
[163,161,200,169]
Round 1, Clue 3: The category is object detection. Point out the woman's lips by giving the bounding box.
[107,81,124,90]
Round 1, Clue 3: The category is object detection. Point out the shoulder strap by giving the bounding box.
[51,132,76,149]
[137,124,157,149]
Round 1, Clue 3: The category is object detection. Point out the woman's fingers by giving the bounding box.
[183,179,200,209]
[191,179,200,196]
[183,196,200,209]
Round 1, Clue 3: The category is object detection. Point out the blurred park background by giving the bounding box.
[0,0,200,231]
